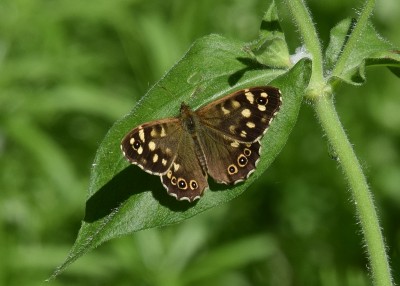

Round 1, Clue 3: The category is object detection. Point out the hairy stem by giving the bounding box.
[331,0,376,78]
[283,0,393,284]
[284,0,325,95]
[314,96,392,286]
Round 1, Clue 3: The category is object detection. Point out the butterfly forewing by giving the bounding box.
[120,118,182,175]
[196,86,281,142]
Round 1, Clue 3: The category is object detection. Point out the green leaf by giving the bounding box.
[245,0,291,68]
[325,18,400,85]
[50,34,311,279]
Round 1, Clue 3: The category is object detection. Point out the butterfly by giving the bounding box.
[121,86,282,202]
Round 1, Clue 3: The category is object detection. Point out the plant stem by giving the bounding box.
[314,96,392,286]
[284,0,325,94]
[283,0,393,284]
[331,0,376,78]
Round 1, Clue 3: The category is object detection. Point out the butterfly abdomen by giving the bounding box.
[191,134,208,175]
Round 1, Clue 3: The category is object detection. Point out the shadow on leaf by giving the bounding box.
[84,165,156,222]
[228,57,271,85]
[260,19,282,33]
[152,182,199,211]
[84,165,199,222]
[228,58,265,86]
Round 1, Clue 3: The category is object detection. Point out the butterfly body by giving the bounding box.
[121,86,282,202]
[179,103,208,175]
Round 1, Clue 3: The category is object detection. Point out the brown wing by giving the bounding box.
[161,133,208,202]
[196,86,281,143]
[197,126,261,184]
[120,118,182,175]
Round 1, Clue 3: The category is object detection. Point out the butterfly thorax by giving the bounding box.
[180,103,198,135]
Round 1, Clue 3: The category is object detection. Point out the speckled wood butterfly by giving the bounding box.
[121,86,282,202]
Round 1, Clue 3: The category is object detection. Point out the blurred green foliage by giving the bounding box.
[0,0,399,285]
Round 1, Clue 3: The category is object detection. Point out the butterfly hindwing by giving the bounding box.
[161,133,208,202]
[120,118,182,175]
[198,126,261,184]
[196,86,281,142]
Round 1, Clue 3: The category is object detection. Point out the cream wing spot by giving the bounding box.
[230,141,240,148]
[129,138,135,145]
[162,159,167,166]
[221,106,230,115]
[229,125,236,134]
[240,130,247,138]
[137,146,143,155]
[258,104,266,111]
[231,100,241,108]
[160,126,167,137]
[138,128,145,142]
[261,92,268,98]
[245,92,254,104]
[246,122,255,128]
[241,109,251,118]
[173,163,180,172]
[148,141,156,151]
[152,154,159,163]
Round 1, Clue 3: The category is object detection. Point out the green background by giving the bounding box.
[0,0,399,285]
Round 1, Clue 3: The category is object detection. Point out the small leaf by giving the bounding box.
[325,18,400,85]
[245,0,291,68]
[50,33,311,278]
